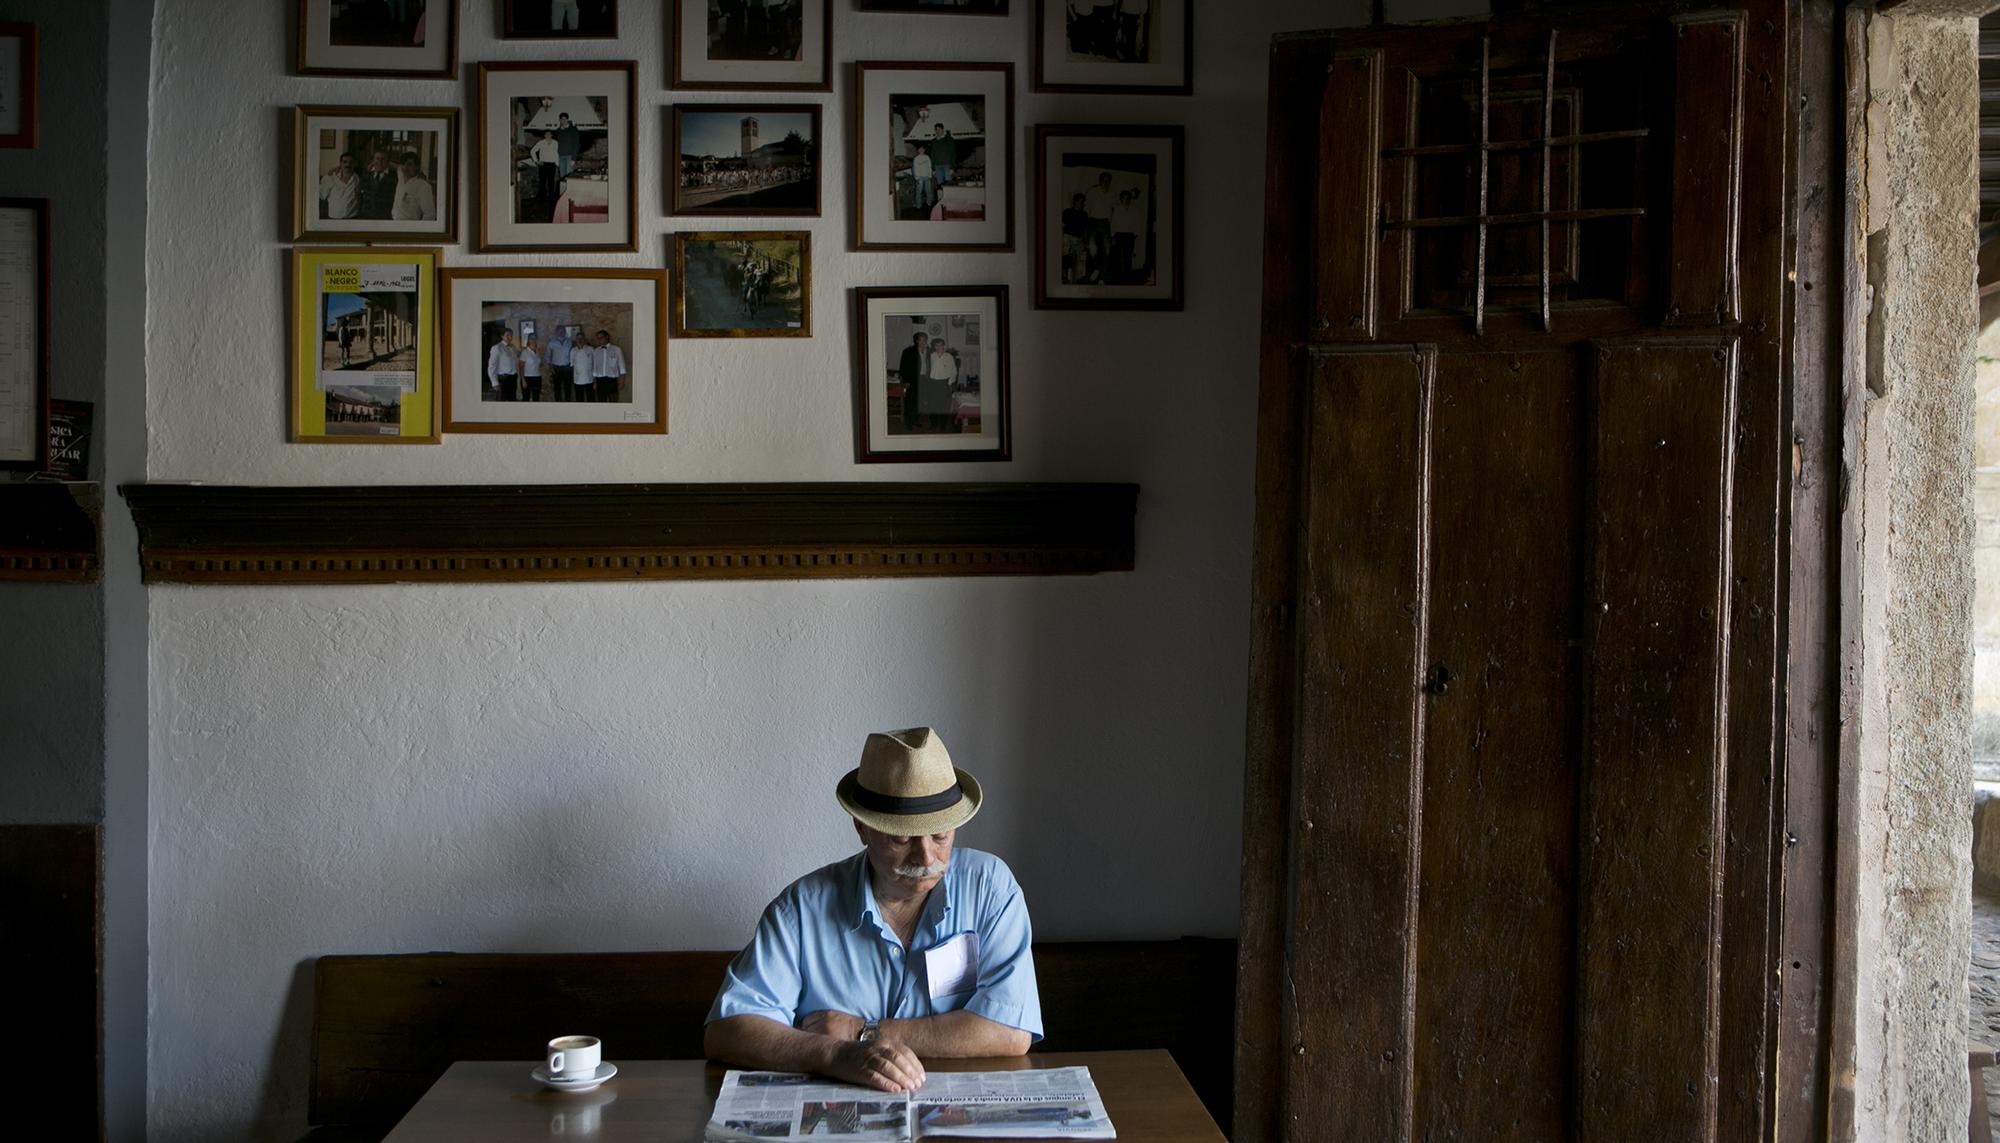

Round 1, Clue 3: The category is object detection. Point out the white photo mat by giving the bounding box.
[480,65,634,250]
[447,274,663,428]
[864,292,1004,456]
[1040,133,1177,304]
[298,111,455,238]
[299,0,452,75]
[675,0,828,88]
[856,65,1011,249]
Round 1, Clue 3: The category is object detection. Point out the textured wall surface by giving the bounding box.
[0,0,110,824]
[1849,12,1978,1141]
[139,0,1410,1137]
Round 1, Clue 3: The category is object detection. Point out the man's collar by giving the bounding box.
[848,850,955,939]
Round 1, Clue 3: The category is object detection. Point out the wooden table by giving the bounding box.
[382,1049,1224,1142]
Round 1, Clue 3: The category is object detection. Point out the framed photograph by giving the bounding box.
[504,0,619,38]
[1034,0,1191,94]
[672,104,821,217]
[857,0,1006,12]
[672,0,832,91]
[0,24,37,148]
[476,62,638,253]
[296,0,456,79]
[289,247,441,445]
[293,106,457,243]
[1035,125,1182,310]
[0,199,47,471]
[852,62,1013,251]
[672,231,810,338]
[852,286,1010,464]
[441,267,667,434]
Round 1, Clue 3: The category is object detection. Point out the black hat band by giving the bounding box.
[849,781,964,817]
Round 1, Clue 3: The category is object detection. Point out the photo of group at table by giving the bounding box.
[315,132,440,222]
[510,95,610,225]
[329,0,429,48]
[889,96,985,222]
[1059,152,1157,286]
[1063,0,1155,64]
[706,0,806,62]
[888,313,983,435]
[478,301,632,403]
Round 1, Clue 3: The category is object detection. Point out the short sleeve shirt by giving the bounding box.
[705,848,1043,1042]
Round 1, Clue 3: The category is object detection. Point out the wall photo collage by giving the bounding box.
[287,0,1192,462]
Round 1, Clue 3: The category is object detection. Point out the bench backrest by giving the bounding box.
[309,939,1235,1132]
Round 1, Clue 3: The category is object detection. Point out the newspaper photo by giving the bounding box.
[705,1066,1116,1141]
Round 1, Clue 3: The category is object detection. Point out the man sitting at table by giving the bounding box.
[704,727,1042,1094]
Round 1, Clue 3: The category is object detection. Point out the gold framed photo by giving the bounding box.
[293,105,458,244]
[441,267,667,434]
[672,231,811,339]
[289,247,442,445]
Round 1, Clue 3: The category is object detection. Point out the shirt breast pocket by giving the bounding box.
[924,931,980,1007]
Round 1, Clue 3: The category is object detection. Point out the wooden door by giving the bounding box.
[1239,6,1833,1141]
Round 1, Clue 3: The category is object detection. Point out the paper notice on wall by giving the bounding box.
[0,205,41,464]
[316,263,421,392]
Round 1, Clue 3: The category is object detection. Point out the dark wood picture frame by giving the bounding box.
[295,0,457,79]
[670,0,834,92]
[475,60,640,254]
[440,266,668,435]
[502,0,620,39]
[0,23,37,149]
[1034,123,1185,311]
[1033,0,1192,95]
[851,61,1015,252]
[671,103,823,218]
[672,231,813,339]
[0,197,48,472]
[293,105,460,244]
[852,285,1011,465]
[857,0,1008,13]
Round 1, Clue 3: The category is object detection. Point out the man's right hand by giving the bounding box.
[824,1038,926,1094]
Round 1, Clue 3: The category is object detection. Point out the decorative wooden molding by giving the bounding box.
[119,482,1139,585]
[0,482,101,583]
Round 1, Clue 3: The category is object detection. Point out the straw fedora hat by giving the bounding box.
[836,727,983,836]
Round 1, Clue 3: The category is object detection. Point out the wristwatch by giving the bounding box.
[858,1021,880,1043]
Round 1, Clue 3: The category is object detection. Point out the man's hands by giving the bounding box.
[797,1009,864,1042]
[824,1038,927,1093]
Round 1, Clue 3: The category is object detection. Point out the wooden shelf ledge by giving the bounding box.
[118,482,1140,585]
[0,483,101,583]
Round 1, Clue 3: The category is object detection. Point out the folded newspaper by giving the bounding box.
[704,1066,1117,1141]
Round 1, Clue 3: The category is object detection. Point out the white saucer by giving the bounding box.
[531,1062,618,1092]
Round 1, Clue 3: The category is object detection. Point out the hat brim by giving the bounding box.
[836,768,982,836]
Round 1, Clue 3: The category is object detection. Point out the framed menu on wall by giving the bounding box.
[0,198,49,472]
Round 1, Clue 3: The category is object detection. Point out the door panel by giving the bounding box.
[1289,345,1434,1133]
[1413,348,1585,1142]
[1575,338,1738,1139]
[1242,4,1819,1139]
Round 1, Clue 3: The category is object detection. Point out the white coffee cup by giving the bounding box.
[546,1034,602,1080]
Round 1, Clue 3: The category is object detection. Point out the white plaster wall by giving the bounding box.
[141,0,1447,1137]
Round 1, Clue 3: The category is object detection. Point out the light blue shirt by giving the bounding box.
[706,847,1043,1042]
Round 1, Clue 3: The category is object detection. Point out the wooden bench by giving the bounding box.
[302,938,1236,1141]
